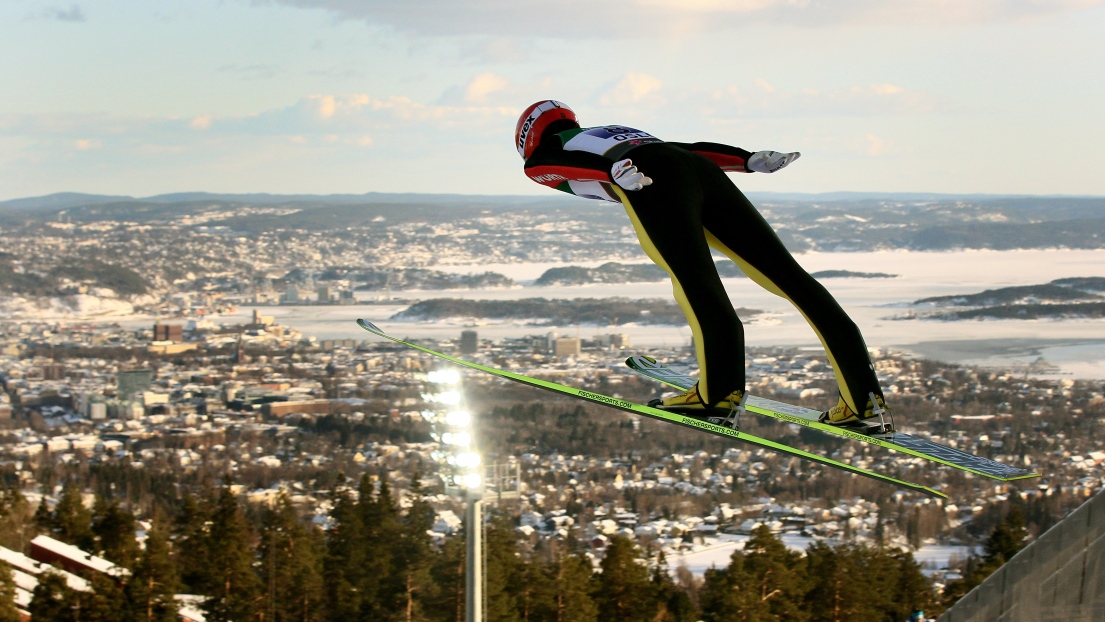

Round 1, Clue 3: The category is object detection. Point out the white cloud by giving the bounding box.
[464,73,509,103]
[871,84,904,96]
[0,91,530,198]
[190,115,213,129]
[865,133,890,155]
[599,73,664,106]
[706,81,936,119]
[35,4,86,23]
[0,93,518,154]
[262,0,1105,37]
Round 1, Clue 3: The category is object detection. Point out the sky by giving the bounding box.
[1,0,1104,200]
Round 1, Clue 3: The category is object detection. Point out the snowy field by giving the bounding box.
[666,534,971,577]
[209,248,1105,378]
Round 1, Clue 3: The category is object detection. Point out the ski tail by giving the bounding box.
[357,320,947,499]
[626,355,696,390]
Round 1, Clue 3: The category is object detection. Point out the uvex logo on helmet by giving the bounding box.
[515,100,577,160]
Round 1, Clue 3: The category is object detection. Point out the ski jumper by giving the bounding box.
[524,125,883,412]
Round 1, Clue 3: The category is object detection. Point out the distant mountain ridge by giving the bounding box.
[0,191,573,211]
[5,191,1105,252]
[7,190,1102,211]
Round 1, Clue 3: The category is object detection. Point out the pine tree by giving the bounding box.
[51,483,96,550]
[942,505,1029,608]
[0,487,35,552]
[805,543,928,622]
[553,550,598,622]
[887,549,935,621]
[515,553,556,622]
[322,488,363,621]
[741,525,806,622]
[650,550,697,622]
[83,572,129,622]
[172,493,211,594]
[389,472,436,621]
[698,550,770,622]
[29,571,82,622]
[203,486,262,622]
[484,514,521,622]
[32,497,53,537]
[358,474,401,619]
[983,506,1027,566]
[92,496,139,568]
[424,535,465,622]
[594,535,655,622]
[258,493,324,622]
[127,520,180,622]
[804,542,866,622]
[0,563,21,622]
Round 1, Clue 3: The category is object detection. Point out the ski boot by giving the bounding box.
[820,392,893,434]
[650,383,743,414]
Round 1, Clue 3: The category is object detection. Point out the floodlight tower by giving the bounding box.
[426,369,483,622]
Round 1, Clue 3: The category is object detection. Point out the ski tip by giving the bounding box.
[1000,471,1042,482]
[356,319,384,334]
[924,486,949,500]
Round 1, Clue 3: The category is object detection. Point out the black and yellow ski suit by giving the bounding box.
[524,124,883,413]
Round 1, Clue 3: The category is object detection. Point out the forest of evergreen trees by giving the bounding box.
[0,474,1035,622]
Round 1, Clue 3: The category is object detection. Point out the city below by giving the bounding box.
[2,311,1102,620]
[2,192,1105,620]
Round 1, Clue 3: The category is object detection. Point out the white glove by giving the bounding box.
[611,158,653,191]
[747,150,801,174]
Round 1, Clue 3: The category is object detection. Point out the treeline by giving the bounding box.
[0,479,1038,622]
[0,258,147,297]
[907,277,1105,321]
[393,298,761,326]
[916,280,1105,306]
[934,301,1105,321]
[534,262,746,286]
[291,266,515,291]
[808,270,897,279]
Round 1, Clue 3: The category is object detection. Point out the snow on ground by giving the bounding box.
[12,249,1105,377]
[667,533,814,576]
[204,249,1105,378]
[667,535,973,577]
[0,294,134,320]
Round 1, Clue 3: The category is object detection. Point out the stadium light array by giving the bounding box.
[427,369,461,385]
[455,452,481,468]
[441,431,472,447]
[445,410,471,427]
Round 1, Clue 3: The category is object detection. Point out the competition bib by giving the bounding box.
[560,126,663,160]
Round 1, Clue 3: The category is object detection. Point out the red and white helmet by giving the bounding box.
[515,100,577,159]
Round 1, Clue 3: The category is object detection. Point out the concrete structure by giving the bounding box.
[939,489,1105,622]
[2,543,92,618]
[282,285,300,304]
[0,545,92,592]
[30,534,129,578]
[554,337,581,357]
[42,363,66,380]
[460,330,478,354]
[263,399,331,418]
[116,369,153,401]
[153,323,183,343]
